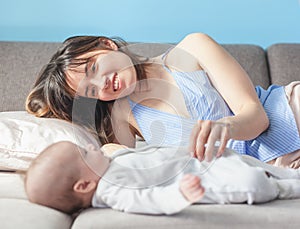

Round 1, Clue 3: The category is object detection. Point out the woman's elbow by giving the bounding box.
[184,32,213,44]
[261,108,270,132]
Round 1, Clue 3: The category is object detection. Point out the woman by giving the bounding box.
[26,33,300,168]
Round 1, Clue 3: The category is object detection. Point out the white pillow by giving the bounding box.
[0,111,101,171]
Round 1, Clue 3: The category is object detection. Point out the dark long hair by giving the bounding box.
[26,36,147,144]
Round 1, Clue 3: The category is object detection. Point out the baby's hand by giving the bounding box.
[179,174,205,203]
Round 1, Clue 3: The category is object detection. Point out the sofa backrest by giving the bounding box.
[0,42,61,111]
[0,41,271,112]
[267,44,300,85]
[223,44,270,88]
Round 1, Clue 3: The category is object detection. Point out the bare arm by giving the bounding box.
[111,121,137,148]
[110,98,138,148]
[176,33,269,160]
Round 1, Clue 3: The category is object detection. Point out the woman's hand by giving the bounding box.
[180,174,205,203]
[189,120,231,162]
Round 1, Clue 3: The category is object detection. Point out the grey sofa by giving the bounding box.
[1,41,300,229]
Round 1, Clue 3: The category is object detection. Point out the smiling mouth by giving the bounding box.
[112,73,120,91]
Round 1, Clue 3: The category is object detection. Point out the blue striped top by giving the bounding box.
[128,65,300,162]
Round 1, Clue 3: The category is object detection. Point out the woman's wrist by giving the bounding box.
[216,118,233,140]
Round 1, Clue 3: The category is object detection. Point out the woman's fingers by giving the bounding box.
[190,120,212,161]
[189,121,202,156]
[205,122,230,160]
[216,122,230,157]
[190,120,231,161]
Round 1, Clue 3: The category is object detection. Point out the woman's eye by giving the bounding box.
[91,87,96,97]
[91,63,96,73]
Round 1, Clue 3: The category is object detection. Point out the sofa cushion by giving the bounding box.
[0,42,61,111]
[267,43,300,85]
[0,198,72,229]
[72,200,300,229]
[0,172,26,199]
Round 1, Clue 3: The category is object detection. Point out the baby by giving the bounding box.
[25,141,300,215]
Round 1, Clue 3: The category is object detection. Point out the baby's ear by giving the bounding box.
[73,179,97,193]
[86,144,96,151]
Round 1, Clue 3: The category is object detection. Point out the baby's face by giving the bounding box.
[74,143,128,178]
[78,144,111,177]
[100,143,128,156]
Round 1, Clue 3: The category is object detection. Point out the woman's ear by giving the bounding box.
[99,38,118,50]
[73,179,97,193]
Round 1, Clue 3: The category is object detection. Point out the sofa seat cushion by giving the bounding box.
[0,198,72,229]
[72,199,300,229]
[0,172,26,199]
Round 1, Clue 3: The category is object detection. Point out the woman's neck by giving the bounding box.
[132,57,167,93]
[145,56,166,79]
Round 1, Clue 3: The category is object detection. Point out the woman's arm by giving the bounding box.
[110,99,138,148]
[176,33,269,160]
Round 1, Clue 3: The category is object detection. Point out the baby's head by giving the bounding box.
[25,141,111,214]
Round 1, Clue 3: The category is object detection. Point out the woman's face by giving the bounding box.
[66,50,137,101]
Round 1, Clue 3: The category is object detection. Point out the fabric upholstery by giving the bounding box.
[0,172,26,199]
[0,42,61,111]
[267,44,300,85]
[0,198,72,229]
[73,200,300,229]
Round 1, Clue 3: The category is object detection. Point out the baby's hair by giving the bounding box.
[24,143,84,214]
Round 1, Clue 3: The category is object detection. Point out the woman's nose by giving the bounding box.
[90,75,109,90]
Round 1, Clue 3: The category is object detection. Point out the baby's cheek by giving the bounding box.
[101,143,127,157]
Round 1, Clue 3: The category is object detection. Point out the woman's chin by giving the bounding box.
[116,87,136,99]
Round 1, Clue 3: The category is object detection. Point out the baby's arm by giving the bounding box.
[95,177,200,215]
[179,174,205,203]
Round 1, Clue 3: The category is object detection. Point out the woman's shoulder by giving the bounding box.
[164,33,212,72]
[176,32,213,50]
[166,32,225,72]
